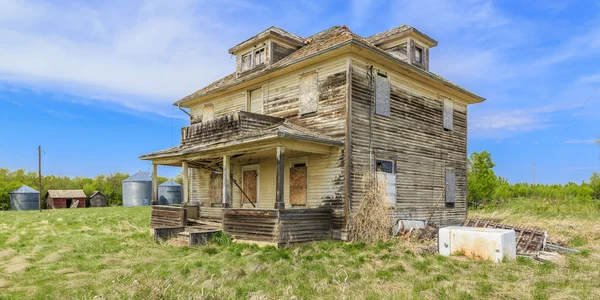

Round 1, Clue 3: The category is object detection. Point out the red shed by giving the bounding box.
[46,190,86,209]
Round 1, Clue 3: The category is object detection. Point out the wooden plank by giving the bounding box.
[289,166,307,206]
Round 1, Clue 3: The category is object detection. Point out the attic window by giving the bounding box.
[241,53,252,72]
[415,46,423,64]
[254,48,265,66]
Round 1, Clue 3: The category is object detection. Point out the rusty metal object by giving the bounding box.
[462,219,547,254]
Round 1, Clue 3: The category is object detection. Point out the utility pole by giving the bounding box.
[532,163,536,185]
[38,145,42,212]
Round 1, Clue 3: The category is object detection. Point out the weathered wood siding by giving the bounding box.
[188,57,348,232]
[349,57,468,227]
[89,194,107,207]
[222,208,332,247]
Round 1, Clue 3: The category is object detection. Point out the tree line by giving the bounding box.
[468,151,600,208]
[0,168,182,210]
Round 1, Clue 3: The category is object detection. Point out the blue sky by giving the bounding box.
[1,0,599,183]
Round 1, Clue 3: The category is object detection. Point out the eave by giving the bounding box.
[178,39,484,107]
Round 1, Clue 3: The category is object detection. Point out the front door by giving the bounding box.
[241,165,259,207]
[290,162,308,207]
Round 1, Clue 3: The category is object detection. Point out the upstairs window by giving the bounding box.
[443,98,454,131]
[202,103,214,121]
[254,48,265,66]
[415,46,423,64]
[375,73,390,117]
[241,53,252,72]
[299,72,318,115]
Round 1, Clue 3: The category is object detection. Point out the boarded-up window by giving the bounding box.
[290,163,307,207]
[445,170,455,207]
[202,104,214,122]
[443,98,454,130]
[299,72,318,115]
[376,159,396,205]
[241,165,259,206]
[249,88,263,114]
[375,73,390,117]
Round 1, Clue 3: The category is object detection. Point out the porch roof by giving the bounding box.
[139,120,343,164]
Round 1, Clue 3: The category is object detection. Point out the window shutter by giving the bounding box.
[375,73,390,117]
[299,72,318,115]
[445,170,455,205]
[443,98,454,130]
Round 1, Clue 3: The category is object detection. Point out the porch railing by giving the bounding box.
[181,111,284,146]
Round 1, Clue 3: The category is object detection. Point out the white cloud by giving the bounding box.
[564,139,597,144]
[0,0,245,116]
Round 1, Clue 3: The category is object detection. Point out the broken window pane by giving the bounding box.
[254,48,265,65]
[415,47,423,63]
[299,72,318,115]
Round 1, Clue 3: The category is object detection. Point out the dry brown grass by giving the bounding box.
[348,173,391,243]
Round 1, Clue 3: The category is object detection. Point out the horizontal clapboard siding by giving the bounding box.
[349,58,468,227]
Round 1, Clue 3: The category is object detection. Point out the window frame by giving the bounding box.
[414,46,423,64]
[298,71,319,116]
[254,47,265,66]
[375,72,391,117]
[241,52,253,72]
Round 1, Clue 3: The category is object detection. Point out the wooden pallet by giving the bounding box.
[462,219,547,254]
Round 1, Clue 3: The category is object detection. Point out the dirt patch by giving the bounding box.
[80,226,93,231]
[0,278,9,288]
[6,235,20,244]
[0,249,16,260]
[5,255,30,273]
[41,252,62,264]
[168,237,188,247]
[55,267,77,275]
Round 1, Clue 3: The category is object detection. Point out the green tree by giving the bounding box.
[467,151,498,207]
[589,172,600,200]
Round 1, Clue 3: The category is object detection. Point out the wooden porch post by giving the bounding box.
[275,146,285,209]
[152,163,158,205]
[182,161,189,204]
[222,155,232,208]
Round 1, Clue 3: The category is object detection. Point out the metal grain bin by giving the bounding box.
[9,185,39,211]
[158,180,182,205]
[122,172,152,207]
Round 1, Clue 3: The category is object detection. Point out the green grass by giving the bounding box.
[0,206,599,299]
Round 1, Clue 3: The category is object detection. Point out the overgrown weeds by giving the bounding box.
[348,173,391,244]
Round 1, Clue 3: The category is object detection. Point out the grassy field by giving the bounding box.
[0,205,599,299]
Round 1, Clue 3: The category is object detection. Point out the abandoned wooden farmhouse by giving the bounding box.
[140,25,485,246]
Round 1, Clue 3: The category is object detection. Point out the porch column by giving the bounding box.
[222,155,232,208]
[275,146,285,209]
[182,161,189,204]
[151,163,158,205]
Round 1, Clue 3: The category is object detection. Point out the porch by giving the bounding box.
[141,111,343,246]
[151,205,332,247]
[140,111,343,210]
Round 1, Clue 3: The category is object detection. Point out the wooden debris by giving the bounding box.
[462,219,547,254]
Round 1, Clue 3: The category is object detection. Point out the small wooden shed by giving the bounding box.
[88,191,107,207]
[46,190,86,209]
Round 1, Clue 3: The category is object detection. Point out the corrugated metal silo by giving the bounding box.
[122,172,152,207]
[158,180,182,205]
[9,185,40,211]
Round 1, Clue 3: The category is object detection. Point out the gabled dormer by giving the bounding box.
[229,27,305,77]
[367,25,438,71]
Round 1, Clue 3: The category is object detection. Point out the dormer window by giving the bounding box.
[241,53,252,72]
[415,46,423,64]
[254,48,265,66]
